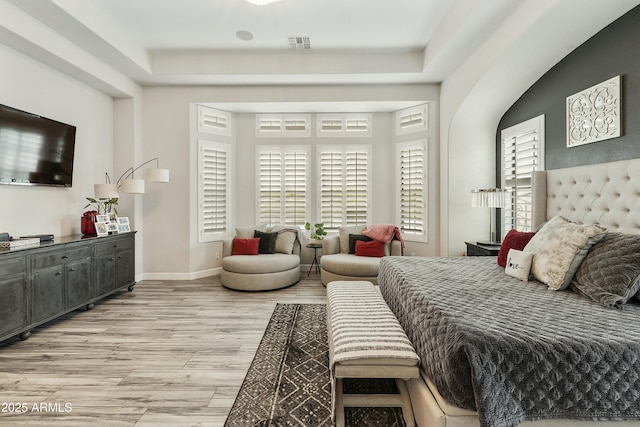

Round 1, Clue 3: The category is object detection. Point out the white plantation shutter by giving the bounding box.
[398,141,426,239]
[501,115,545,232]
[345,151,368,226]
[258,150,282,225]
[256,114,310,137]
[319,150,344,230]
[395,104,428,135]
[316,114,371,137]
[318,146,370,230]
[197,106,230,136]
[257,146,309,226]
[199,141,229,240]
[284,151,307,225]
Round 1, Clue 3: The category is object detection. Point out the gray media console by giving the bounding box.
[0,232,136,342]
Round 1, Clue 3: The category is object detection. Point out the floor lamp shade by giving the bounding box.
[93,157,169,198]
[146,168,170,183]
[94,183,119,199]
[120,179,145,194]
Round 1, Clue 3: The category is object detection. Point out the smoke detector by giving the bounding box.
[288,36,311,50]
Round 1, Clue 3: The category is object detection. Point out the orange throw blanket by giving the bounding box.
[362,224,405,255]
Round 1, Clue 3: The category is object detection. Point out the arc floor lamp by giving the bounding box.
[94,157,169,199]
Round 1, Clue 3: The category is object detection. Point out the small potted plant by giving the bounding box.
[84,197,118,215]
[81,197,118,236]
[305,222,327,243]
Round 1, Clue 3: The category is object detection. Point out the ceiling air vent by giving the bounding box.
[288,36,311,50]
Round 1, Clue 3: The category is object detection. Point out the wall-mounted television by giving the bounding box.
[0,103,76,187]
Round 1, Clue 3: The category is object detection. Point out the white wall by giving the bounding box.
[140,84,438,278]
[0,44,114,238]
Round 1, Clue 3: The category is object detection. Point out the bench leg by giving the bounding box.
[335,378,345,427]
[334,377,416,427]
[397,379,416,427]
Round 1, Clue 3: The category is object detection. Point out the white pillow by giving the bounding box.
[338,225,367,253]
[235,225,267,239]
[505,249,533,281]
[523,216,605,290]
[270,225,298,254]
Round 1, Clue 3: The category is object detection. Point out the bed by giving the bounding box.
[378,158,640,427]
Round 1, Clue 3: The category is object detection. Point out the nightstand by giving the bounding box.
[465,241,501,256]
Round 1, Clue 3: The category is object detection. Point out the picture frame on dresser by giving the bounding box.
[96,214,109,224]
[96,222,109,236]
[117,217,131,233]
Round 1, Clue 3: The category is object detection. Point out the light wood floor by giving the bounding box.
[0,273,327,426]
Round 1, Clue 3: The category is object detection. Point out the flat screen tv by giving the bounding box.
[0,103,76,187]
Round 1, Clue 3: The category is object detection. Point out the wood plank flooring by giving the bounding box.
[0,273,327,426]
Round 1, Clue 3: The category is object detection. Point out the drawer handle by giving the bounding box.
[109,257,115,261]
[118,255,123,259]
[114,244,119,248]
[55,272,62,276]
[69,268,76,272]
[61,255,69,259]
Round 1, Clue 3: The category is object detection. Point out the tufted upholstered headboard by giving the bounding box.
[531,158,640,235]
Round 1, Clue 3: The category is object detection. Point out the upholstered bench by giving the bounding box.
[326,281,420,427]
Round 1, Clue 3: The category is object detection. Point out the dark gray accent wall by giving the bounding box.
[497,5,640,172]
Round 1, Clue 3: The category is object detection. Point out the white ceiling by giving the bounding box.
[6,0,522,89]
[6,0,636,114]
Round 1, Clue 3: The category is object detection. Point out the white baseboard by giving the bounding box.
[138,267,222,282]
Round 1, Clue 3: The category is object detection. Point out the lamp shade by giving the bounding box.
[120,179,145,194]
[145,168,170,183]
[471,188,506,208]
[245,0,281,4]
[94,183,119,199]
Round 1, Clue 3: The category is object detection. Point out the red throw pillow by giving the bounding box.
[497,230,536,267]
[355,239,385,257]
[232,237,260,255]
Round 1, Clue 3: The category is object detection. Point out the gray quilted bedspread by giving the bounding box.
[378,256,640,427]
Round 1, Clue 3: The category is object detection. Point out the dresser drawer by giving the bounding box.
[0,256,26,280]
[31,245,92,270]
[95,235,134,255]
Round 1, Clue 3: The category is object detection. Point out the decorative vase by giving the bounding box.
[81,216,97,236]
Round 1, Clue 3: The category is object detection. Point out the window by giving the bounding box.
[256,114,311,138]
[501,115,545,232]
[197,105,231,136]
[395,104,428,135]
[397,140,427,241]
[257,146,310,226]
[317,146,371,230]
[316,114,372,137]
[198,141,231,241]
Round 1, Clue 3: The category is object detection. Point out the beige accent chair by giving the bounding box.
[320,225,402,286]
[222,225,301,291]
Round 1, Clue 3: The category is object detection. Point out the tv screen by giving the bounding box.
[0,103,76,187]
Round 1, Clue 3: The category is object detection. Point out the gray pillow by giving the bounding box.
[254,230,277,254]
[571,233,640,308]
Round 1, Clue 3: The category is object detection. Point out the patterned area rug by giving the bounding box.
[224,303,406,427]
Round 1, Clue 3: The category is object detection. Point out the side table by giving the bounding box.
[465,241,500,256]
[306,243,323,276]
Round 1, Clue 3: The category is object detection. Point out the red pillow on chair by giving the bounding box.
[232,237,260,255]
[355,239,385,257]
[497,230,536,267]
